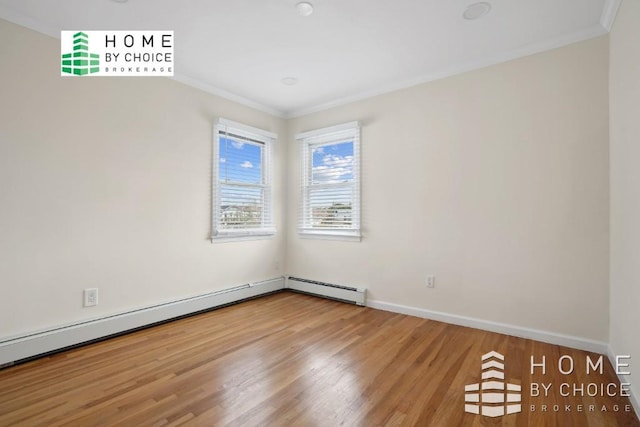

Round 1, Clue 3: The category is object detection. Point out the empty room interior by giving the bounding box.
[0,0,639,425]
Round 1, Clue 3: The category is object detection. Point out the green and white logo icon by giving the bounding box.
[61,32,99,75]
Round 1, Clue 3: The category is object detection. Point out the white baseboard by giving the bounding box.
[0,277,285,367]
[367,299,609,354]
[369,299,639,416]
[608,345,640,419]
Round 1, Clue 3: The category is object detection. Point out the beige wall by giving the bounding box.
[610,0,640,402]
[0,19,286,338]
[286,36,610,342]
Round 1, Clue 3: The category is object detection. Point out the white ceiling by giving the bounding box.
[0,0,620,117]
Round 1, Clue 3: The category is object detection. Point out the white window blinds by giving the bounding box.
[212,118,276,240]
[297,121,361,240]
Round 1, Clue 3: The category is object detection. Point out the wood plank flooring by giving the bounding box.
[0,292,637,426]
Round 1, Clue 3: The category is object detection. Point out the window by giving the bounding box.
[297,121,361,240]
[212,118,276,241]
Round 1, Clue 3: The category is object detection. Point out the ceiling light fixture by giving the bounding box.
[463,2,491,20]
[296,2,314,17]
[281,77,299,86]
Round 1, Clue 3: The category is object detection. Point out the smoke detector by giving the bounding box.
[296,2,314,17]
[463,2,491,20]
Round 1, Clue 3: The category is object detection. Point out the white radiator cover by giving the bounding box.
[0,277,285,367]
[286,276,366,306]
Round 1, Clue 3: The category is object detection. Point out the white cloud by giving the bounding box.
[240,161,253,168]
[231,140,244,149]
[219,157,226,163]
[313,154,353,182]
[323,154,353,168]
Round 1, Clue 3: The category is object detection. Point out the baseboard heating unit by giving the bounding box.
[0,276,367,367]
[0,277,285,367]
[286,276,366,306]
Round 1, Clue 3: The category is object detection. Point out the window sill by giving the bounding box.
[298,231,361,242]
[211,231,276,243]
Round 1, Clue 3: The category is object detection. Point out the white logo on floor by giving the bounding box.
[464,351,522,417]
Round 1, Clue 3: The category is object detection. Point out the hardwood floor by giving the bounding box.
[0,292,637,426]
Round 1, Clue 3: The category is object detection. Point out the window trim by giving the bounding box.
[211,118,276,242]
[297,121,361,241]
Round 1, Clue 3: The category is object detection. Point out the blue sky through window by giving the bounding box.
[312,140,354,184]
[219,136,262,184]
[218,135,264,214]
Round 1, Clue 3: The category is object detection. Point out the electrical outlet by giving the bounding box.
[426,276,435,288]
[84,288,98,307]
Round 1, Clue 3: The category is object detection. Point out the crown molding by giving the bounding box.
[0,3,614,121]
[0,9,285,118]
[170,73,285,118]
[287,23,608,118]
[601,0,622,32]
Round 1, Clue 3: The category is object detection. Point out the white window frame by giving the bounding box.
[211,118,276,242]
[297,121,361,241]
